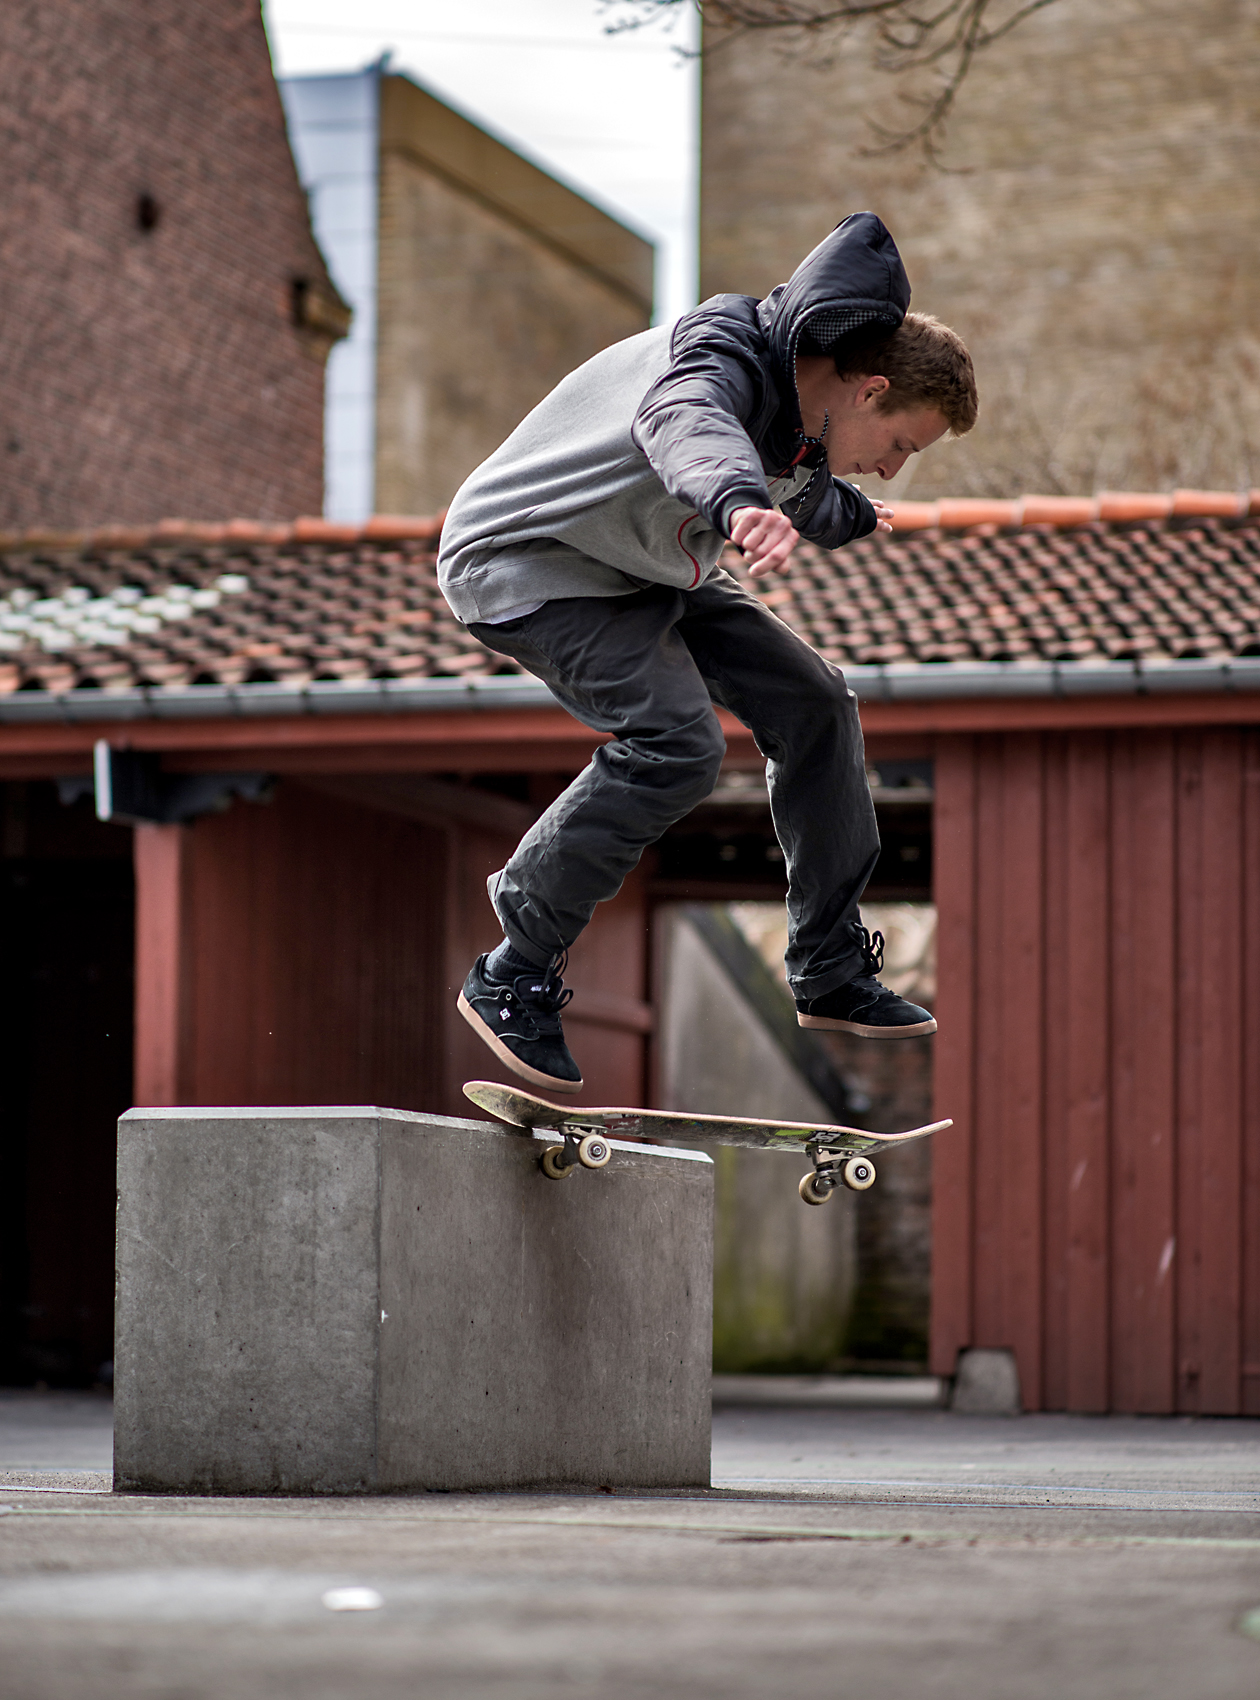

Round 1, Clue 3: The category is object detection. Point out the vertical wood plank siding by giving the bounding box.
[1110,733,1178,1412]
[931,727,1260,1413]
[132,823,191,1107]
[132,780,653,1126]
[180,782,447,1111]
[931,739,979,1372]
[1243,736,1260,1416]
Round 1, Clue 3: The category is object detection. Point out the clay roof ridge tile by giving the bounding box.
[61,514,447,552]
[1170,489,1248,518]
[883,490,1255,534]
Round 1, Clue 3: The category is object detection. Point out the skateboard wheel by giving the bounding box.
[577,1134,611,1169]
[841,1157,876,1192]
[798,1171,833,1206]
[540,1146,573,1180]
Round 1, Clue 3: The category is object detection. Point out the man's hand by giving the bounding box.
[729,506,800,578]
[730,500,893,575]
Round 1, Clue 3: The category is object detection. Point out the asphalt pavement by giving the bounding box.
[2,1388,1259,1699]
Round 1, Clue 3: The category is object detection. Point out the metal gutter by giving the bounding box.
[846,656,1260,702]
[0,673,559,724]
[2,657,1260,725]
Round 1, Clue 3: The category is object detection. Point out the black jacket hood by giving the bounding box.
[759,211,911,394]
[629,213,911,554]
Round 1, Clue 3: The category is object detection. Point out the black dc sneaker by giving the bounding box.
[457,952,584,1095]
[796,928,937,1039]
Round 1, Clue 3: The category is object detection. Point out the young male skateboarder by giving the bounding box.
[438,212,977,1094]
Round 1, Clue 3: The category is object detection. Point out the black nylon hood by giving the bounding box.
[632,212,912,552]
[760,211,911,395]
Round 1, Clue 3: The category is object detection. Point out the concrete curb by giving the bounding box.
[712,1374,946,1409]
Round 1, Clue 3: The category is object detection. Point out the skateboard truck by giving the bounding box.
[539,1126,613,1181]
[798,1141,877,1206]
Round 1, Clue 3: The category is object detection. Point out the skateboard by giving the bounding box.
[463,1080,950,1207]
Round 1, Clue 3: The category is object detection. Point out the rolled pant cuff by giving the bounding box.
[497,927,555,970]
[488,871,562,969]
[789,952,867,1004]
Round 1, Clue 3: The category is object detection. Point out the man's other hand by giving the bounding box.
[871,499,894,534]
[729,507,800,578]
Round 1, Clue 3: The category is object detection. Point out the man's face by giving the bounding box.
[827,398,949,482]
[795,358,949,481]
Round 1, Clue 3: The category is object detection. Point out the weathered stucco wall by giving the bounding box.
[701,0,1260,500]
[375,75,652,516]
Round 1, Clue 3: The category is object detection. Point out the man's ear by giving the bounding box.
[856,375,890,407]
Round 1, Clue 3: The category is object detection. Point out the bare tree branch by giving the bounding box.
[600,0,1062,163]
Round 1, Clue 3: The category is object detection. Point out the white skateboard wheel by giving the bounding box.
[798,1171,833,1206]
[841,1157,876,1192]
[540,1146,573,1180]
[577,1134,611,1169]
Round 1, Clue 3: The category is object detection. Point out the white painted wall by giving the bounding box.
[279,68,380,522]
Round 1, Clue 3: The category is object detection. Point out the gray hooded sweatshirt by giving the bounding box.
[437,213,911,624]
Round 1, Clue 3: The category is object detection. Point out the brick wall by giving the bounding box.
[0,0,341,530]
[700,0,1260,501]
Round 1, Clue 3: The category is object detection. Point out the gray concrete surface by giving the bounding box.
[115,1107,713,1494]
[0,1391,114,1474]
[2,1393,1259,1697]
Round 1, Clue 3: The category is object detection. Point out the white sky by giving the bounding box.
[264,0,699,323]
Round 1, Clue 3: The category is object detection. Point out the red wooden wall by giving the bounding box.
[932,727,1260,1414]
[134,778,651,1123]
[135,781,448,1111]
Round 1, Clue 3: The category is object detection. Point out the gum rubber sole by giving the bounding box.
[798,1012,937,1039]
[457,990,584,1095]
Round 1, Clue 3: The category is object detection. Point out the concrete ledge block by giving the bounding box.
[114,1107,713,1494]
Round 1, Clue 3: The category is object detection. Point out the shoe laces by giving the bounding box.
[514,949,573,1019]
[855,926,890,989]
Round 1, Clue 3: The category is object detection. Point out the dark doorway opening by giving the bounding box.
[0,782,133,1386]
[649,758,934,903]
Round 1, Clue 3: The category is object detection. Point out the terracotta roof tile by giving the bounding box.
[1097,492,1174,523]
[1171,489,1247,518]
[729,498,1260,670]
[1020,495,1098,527]
[0,501,1258,696]
[936,498,1019,529]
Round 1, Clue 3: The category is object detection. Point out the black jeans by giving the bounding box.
[469,572,880,1000]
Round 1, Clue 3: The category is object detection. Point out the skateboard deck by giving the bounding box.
[463,1080,951,1204]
